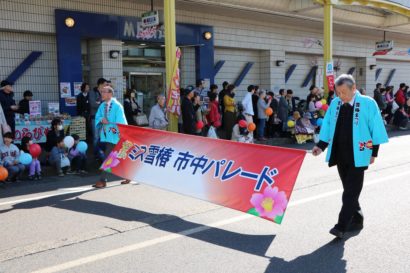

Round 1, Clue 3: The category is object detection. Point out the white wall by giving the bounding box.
[214,47,261,101]
[0,31,58,112]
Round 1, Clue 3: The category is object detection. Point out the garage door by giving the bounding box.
[214,48,261,101]
[285,53,357,98]
[376,59,410,89]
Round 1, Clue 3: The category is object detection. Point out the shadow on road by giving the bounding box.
[0,172,119,198]
[264,238,349,273]
[0,191,275,257]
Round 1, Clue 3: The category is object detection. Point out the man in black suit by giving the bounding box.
[181,87,196,135]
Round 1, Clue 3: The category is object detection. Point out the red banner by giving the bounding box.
[166,47,181,115]
[326,75,335,91]
[102,125,306,224]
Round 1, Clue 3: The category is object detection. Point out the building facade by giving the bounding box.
[1,0,410,115]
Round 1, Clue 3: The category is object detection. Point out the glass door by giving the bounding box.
[128,73,164,115]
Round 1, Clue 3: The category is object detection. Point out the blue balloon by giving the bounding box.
[77,141,88,153]
[19,152,33,165]
[317,118,323,127]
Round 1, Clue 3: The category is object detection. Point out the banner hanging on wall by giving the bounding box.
[101,125,306,224]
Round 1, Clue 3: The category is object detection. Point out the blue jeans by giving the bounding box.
[258,119,266,138]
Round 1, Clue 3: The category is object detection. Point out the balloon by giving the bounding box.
[287,120,295,128]
[29,143,42,158]
[321,104,329,111]
[77,141,88,153]
[196,121,204,130]
[319,110,326,117]
[315,101,323,109]
[0,166,8,181]
[265,107,273,116]
[247,122,256,132]
[19,152,33,165]
[238,120,248,128]
[321,99,327,105]
[64,136,75,148]
[317,118,323,127]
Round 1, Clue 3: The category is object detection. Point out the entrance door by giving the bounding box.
[128,73,164,114]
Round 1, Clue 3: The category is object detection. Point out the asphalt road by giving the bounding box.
[0,133,409,273]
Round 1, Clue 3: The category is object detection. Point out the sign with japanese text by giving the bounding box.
[14,120,71,144]
[326,61,335,91]
[101,125,306,224]
[29,101,41,116]
[166,47,181,115]
[141,11,160,28]
[326,61,334,76]
[375,40,394,51]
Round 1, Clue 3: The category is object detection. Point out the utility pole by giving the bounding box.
[164,0,178,132]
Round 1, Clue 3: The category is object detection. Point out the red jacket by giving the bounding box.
[206,101,221,127]
[395,89,406,106]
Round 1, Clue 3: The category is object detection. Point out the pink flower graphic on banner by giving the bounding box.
[101,151,120,171]
[250,186,288,219]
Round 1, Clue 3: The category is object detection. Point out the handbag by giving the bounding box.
[60,154,70,168]
[133,114,149,126]
[392,101,399,113]
[313,134,320,144]
[207,126,218,139]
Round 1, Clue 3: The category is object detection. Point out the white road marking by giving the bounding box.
[30,170,410,273]
[0,184,120,207]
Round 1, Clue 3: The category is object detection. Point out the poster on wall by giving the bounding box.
[29,101,42,116]
[65,97,77,107]
[74,82,82,96]
[48,102,60,115]
[60,82,72,98]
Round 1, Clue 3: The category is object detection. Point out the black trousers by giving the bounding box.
[71,155,87,171]
[336,163,365,231]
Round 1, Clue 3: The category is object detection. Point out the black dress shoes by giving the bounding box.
[347,222,363,232]
[329,227,345,239]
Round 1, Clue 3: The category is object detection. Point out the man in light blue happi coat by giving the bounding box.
[93,86,129,188]
[312,74,388,239]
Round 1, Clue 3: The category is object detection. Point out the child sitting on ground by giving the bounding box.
[21,136,42,180]
[49,136,72,176]
[68,134,88,174]
[0,132,25,182]
[231,114,254,143]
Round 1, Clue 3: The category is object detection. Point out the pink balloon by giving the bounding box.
[315,101,323,109]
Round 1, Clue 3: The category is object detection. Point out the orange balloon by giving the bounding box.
[265,107,273,116]
[248,122,256,132]
[0,166,8,181]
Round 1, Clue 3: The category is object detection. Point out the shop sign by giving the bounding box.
[141,11,160,28]
[122,20,165,41]
[375,40,394,51]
